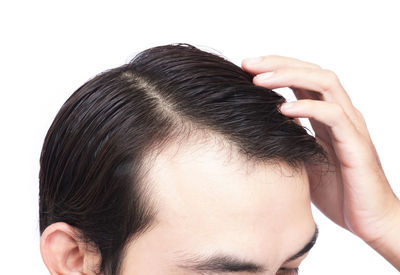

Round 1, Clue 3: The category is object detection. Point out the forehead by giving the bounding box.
[123,138,315,274]
[144,139,313,248]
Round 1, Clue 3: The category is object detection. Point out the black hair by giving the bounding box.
[39,43,327,275]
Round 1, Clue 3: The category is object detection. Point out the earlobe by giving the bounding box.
[40,222,86,275]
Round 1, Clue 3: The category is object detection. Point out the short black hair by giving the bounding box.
[39,43,327,275]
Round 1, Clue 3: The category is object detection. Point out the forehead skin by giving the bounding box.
[120,138,315,275]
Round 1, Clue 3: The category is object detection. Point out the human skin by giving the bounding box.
[241,55,400,270]
[120,138,315,274]
[40,55,400,274]
[42,137,317,275]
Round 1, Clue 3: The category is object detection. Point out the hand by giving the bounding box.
[241,55,400,269]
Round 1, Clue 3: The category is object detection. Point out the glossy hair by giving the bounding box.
[39,43,327,274]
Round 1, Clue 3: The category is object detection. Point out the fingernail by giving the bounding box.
[244,56,263,64]
[279,102,294,111]
[256,71,274,81]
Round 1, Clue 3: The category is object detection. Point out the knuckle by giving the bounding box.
[331,102,345,118]
[351,104,364,118]
[309,62,322,69]
[328,103,347,127]
[323,69,340,87]
[354,106,363,117]
[354,107,367,124]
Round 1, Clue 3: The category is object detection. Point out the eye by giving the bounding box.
[276,267,299,275]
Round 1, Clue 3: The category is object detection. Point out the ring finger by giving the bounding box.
[252,67,359,126]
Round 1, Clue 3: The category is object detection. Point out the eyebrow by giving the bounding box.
[175,224,319,274]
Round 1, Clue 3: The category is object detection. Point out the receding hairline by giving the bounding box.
[140,124,308,186]
[118,129,311,273]
[134,127,310,228]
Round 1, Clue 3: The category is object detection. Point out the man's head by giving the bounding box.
[39,43,326,275]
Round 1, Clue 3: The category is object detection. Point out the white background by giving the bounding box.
[1,1,399,274]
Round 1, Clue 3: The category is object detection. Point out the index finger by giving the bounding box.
[241,55,321,75]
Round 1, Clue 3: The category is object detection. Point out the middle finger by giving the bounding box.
[253,67,355,116]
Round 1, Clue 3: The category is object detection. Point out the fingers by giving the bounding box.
[241,55,321,75]
[279,99,368,167]
[280,100,352,133]
[261,67,370,139]
[241,55,373,141]
[242,55,344,103]
[241,56,365,131]
[255,67,354,112]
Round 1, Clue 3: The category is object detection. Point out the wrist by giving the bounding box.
[366,197,400,270]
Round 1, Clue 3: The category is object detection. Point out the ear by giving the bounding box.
[40,222,101,275]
